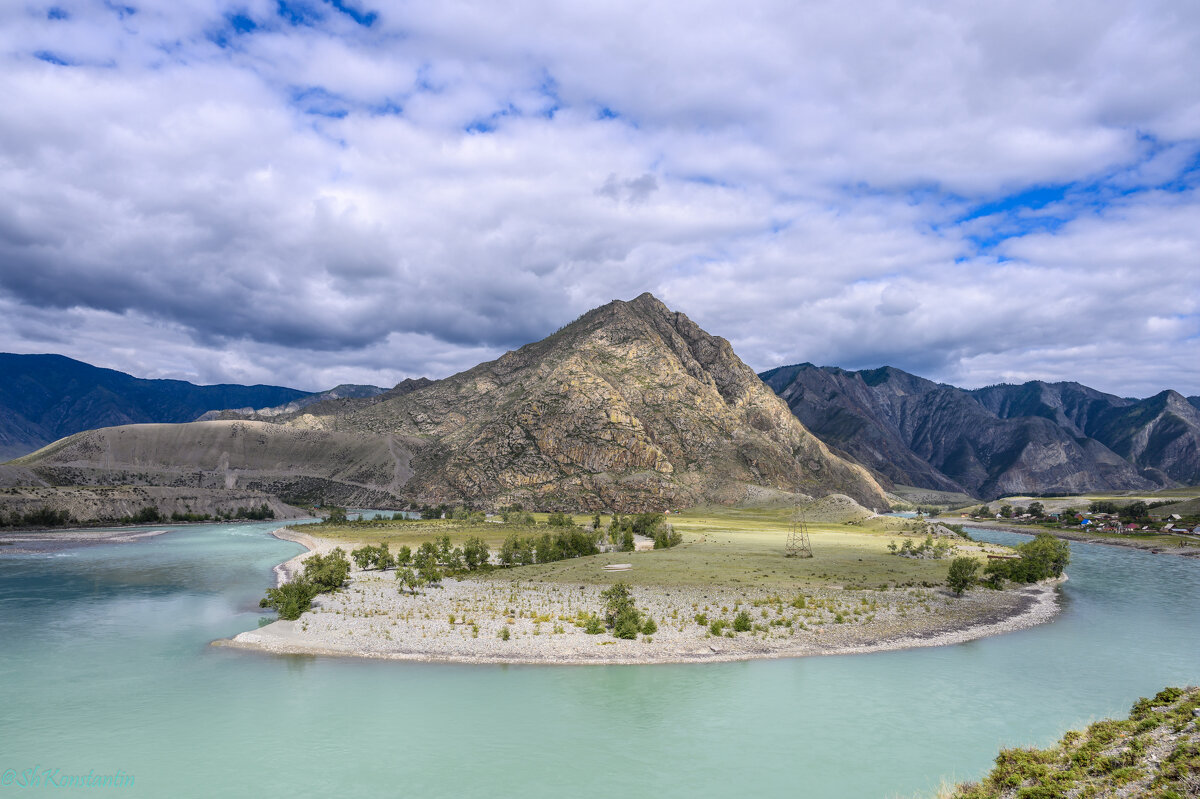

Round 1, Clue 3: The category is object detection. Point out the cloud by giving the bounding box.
[0,0,1197,395]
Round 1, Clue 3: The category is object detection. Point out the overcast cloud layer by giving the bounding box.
[1,1,1198,397]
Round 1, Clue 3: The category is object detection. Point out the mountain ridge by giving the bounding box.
[761,363,1200,500]
[0,353,313,460]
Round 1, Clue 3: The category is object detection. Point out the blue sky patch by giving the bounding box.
[325,0,377,27]
[47,7,69,20]
[277,0,324,26]
[291,86,350,118]
[34,50,71,66]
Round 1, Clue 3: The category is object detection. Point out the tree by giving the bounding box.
[999,504,1014,518]
[414,541,442,586]
[947,557,980,595]
[620,530,635,552]
[394,566,421,595]
[352,546,374,570]
[1027,502,1045,518]
[975,505,992,519]
[462,537,489,570]
[591,513,602,531]
[601,581,641,638]
[325,506,348,524]
[1123,501,1148,520]
[1016,534,1070,580]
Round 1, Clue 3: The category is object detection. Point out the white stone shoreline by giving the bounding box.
[216,528,1064,666]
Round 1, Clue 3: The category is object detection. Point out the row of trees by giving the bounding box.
[0,508,75,528]
[353,536,494,594]
[972,502,1046,519]
[0,502,275,529]
[499,528,601,566]
[888,533,953,559]
[947,533,1071,595]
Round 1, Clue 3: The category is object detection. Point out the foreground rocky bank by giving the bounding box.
[948,686,1200,798]
[216,530,1063,665]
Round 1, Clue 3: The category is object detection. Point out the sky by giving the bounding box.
[1,1,1198,398]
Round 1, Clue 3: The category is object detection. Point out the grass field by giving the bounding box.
[286,506,1003,591]
[471,506,1005,591]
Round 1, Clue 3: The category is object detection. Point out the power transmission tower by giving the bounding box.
[785,506,813,558]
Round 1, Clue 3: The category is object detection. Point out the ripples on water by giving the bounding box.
[0,523,1197,798]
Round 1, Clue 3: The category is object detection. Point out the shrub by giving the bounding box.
[259,580,318,620]
[732,611,753,632]
[498,627,510,641]
[641,617,658,636]
[583,614,605,635]
[302,548,350,592]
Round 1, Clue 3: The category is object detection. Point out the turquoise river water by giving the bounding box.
[1,522,1197,798]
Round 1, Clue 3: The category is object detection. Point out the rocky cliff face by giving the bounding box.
[291,294,889,511]
[761,364,1200,500]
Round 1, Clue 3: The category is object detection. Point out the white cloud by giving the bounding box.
[0,0,1198,395]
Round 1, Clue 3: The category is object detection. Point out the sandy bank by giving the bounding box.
[0,526,173,553]
[218,533,1064,665]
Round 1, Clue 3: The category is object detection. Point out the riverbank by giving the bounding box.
[219,529,1063,665]
[964,519,1200,559]
[0,526,173,553]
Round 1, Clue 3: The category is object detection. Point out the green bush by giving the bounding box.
[947,556,981,595]
[301,548,351,592]
[733,611,753,632]
[583,614,605,634]
[259,580,318,620]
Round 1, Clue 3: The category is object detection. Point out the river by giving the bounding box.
[0,523,1196,797]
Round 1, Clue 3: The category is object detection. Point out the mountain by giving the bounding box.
[0,354,312,460]
[195,383,390,421]
[6,420,407,509]
[760,364,1200,500]
[15,295,889,512]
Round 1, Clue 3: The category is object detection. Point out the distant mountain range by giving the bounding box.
[8,296,888,512]
[760,364,1200,500]
[0,354,308,460]
[0,353,391,461]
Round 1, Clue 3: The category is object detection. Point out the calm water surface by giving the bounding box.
[1,523,1197,798]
